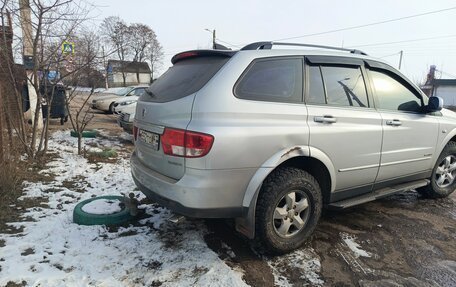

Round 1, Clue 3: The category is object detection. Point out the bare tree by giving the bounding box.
[128,23,163,81]
[0,0,99,160]
[128,23,155,83]
[148,35,163,81]
[101,17,163,84]
[100,16,130,86]
[63,29,102,155]
[129,23,153,62]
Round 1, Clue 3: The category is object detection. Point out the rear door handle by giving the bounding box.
[386,119,402,126]
[314,115,337,124]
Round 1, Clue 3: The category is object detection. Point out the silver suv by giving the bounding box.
[131,42,454,254]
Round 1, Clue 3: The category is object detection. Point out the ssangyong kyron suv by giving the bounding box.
[131,42,454,254]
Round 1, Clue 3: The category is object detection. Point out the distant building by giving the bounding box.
[107,60,151,87]
[421,65,456,108]
[432,79,456,107]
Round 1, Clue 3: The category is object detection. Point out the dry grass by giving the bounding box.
[0,160,26,202]
[86,148,118,164]
[0,156,55,234]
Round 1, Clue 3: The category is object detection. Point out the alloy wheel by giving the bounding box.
[272,190,310,238]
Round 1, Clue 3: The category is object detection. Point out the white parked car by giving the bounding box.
[118,110,135,134]
[93,87,124,94]
[112,95,139,114]
[91,85,147,113]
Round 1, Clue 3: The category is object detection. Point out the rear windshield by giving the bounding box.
[142,56,230,103]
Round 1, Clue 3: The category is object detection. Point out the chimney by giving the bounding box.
[426,65,436,85]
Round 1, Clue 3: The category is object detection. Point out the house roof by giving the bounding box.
[107,60,151,73]
[434,79,456,86]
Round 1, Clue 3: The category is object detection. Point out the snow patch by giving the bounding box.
[268,248,323,286]
[341,232,371,258]
[81,198,123,215]
[0,130,248,287]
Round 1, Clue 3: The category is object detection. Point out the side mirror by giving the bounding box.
[427,96,443,112]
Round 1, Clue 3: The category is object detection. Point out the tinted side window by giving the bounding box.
[235,58,302,102]
[307,66,326,105]
[321,66,369,107]
[370,70,422,112]
[131,88,146,96]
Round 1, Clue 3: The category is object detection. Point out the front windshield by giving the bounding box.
[114,87,133,96]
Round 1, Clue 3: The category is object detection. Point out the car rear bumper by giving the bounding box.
[130,152,254,218]
[119,121,133,133]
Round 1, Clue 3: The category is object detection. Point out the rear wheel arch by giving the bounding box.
[277,156,332,204]
[236,154,333,239]
[108,102,115,113]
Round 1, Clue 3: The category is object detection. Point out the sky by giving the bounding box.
[90,0,456,83]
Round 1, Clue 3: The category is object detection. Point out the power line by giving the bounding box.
[273,6,456,42]
[378,51,401,59]
[349,34,456,48]
[436,69,456,79]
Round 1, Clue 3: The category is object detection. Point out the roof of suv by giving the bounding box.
[171,41,383,65]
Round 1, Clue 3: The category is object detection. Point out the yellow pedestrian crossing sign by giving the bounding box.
[62,41,74,55]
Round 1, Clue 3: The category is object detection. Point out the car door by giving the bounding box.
[367,65,439,184]
[305,57,383,200]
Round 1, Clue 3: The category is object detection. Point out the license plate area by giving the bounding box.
[138,129,160,150]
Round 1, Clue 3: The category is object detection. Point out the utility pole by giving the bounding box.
[205,29,216,49]
[212,29,216,49]
[398,50,403,70]
[19,0,42,128]
[102,46,108,89]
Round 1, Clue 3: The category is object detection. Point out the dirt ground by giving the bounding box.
[10,95,456,286]
[205,192,456,287]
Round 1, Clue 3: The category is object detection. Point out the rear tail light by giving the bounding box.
[133,125,139,141]
[161,128,214,158]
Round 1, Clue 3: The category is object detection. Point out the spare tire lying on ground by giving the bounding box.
[73,195,135,225]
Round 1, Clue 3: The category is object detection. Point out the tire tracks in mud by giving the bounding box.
[204,192,455,287]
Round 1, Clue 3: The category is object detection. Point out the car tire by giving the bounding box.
[417,141,456,198]
[108,102,115,114]
[70,130,98,138]
[255,167,322,255]
[73,195,134,226]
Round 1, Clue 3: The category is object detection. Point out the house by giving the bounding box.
[431,79,456,107]
[421,65,456,107]
[107,60,151,87]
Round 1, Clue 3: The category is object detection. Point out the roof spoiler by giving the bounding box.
[171,50,236,64]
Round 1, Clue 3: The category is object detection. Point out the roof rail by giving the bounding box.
[240,41,368,56]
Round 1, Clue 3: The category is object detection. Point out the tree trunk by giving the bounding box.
[0,89,4,163]
[77,134,82,155]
